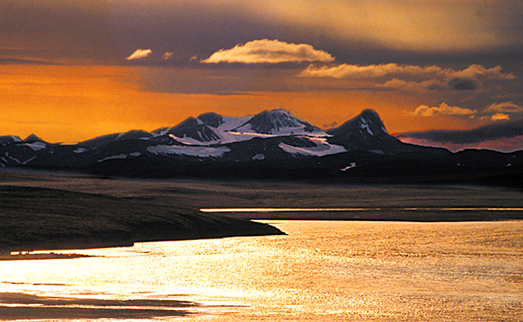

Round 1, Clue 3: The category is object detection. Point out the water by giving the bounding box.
[1,221,522,321]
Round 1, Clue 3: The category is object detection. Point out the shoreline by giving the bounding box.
[1,170,522,255]
[210,208,523,222]
[0,184,285,255]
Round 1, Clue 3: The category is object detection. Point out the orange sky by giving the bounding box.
[1,1,522,148]
[0,64,476,143]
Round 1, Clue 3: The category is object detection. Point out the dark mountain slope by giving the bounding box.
[327,109,448,156]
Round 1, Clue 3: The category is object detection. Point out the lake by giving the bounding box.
[1,220,522,321]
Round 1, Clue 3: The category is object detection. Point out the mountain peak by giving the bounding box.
[358,109,381,121]
[23,134,46,143]
[232,108,321,135]
[326,109,410,154]
[328,109,388,137]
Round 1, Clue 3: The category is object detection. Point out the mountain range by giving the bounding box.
[1,109,522,186]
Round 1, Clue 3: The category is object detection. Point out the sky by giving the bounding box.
[1,0,522,151]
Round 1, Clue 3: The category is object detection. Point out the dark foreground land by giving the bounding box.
[0,182,284,255]
[1,169,522,255]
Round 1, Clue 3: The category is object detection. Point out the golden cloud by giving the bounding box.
[413,103,477,117]
[126,49,153,60]
[300,63,515,92]
[380,78,446,91]
[300,63,441,79]
[491,113,510,121]
[201,39,335,64]
[300,63,513,80]
[162,52,173,60]
[485,101,523,114]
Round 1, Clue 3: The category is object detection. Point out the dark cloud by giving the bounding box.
[0,57,56,65]
[0,0,111,62]
[1,0,522,68]
[448,77,478,90]
[398,119,523,144]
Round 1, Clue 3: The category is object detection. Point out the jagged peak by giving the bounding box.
[328,109,389,137]
[23,134,46,143]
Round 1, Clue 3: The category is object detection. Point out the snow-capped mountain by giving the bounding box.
[230,108,322,135]
[148,108,325,147]
[1,109,522,185]
[327,109,416,154]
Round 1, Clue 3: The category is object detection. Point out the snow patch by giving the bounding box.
[279,142,346,157]
[130,152,141,157]
[8,156,21,164]
[370,149,384,154]
[22,156,37,165]
[360,123,374,136]
[147,145,230,158]
[218,116,252,131]
[252,153,265,160]
[73,147,88,153]
[169,134,214,146]
[98,154,128,162]
[341,162,357,171]
[24,142,47,151]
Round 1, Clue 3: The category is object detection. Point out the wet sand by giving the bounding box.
[0,292,198,320]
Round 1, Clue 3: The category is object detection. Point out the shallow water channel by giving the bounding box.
[1,220,522,321]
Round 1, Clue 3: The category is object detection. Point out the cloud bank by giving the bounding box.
[299,63,515,91]
[485,101,523,114]
[413,103,477,117]
[411,101,523,122]
[397,119,523,152]
[202,39,335,64]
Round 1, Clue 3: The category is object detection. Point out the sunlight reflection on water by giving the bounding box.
[1,221,522,321]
